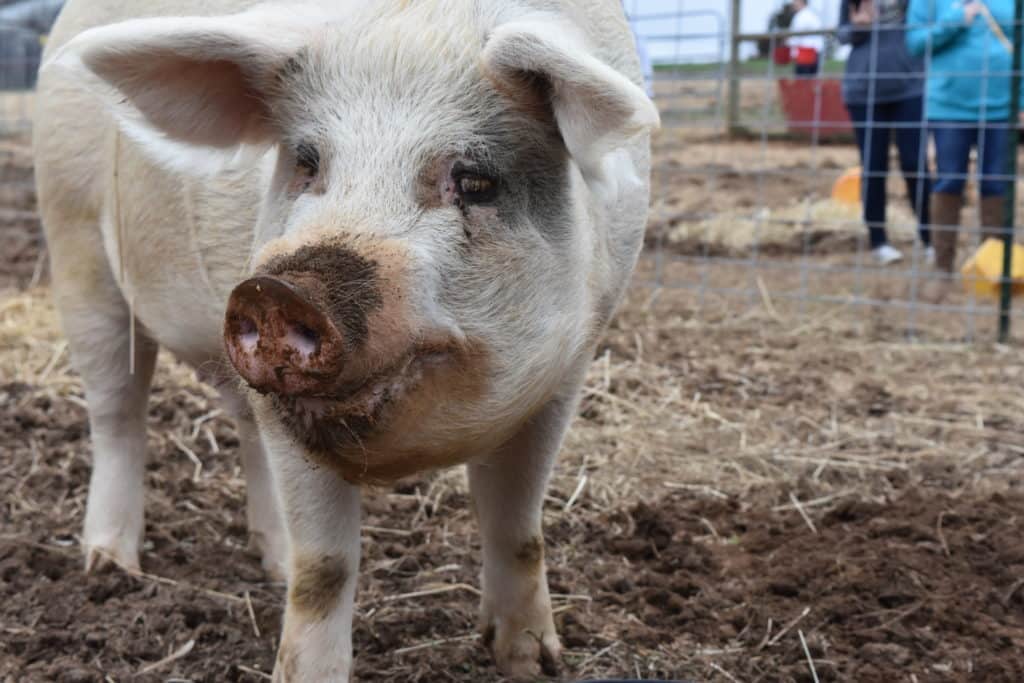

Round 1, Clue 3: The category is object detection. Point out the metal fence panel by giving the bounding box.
[0,0,60,135]
[631,1,1024,343]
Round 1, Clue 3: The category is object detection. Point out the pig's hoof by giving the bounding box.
[83,541,141,574]
[273,641,351,683]
[483,618,562,680]
[83,502,143,574]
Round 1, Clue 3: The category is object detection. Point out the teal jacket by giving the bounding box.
[906,0,1022,121]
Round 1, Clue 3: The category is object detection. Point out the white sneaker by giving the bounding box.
[873,244,904,265]
[925,246,936,266]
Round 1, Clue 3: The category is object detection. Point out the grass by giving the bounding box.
[655,57,846,77]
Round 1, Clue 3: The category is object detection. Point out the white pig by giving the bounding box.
[34,0,657,679]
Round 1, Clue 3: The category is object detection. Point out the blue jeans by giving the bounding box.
[847,96,932,249]
[931,122,1010,197]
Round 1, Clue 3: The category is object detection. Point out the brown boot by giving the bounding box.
[979,195,1007,243]
[923,193,962,303]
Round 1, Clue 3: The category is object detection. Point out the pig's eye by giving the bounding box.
[454,170,499,205]
[295,142,320,179]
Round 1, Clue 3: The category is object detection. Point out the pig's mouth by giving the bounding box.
[269,346,453,456]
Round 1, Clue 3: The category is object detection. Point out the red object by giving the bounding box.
[776,78,854,139]
[772,45,791,65]
[794,46,819,66]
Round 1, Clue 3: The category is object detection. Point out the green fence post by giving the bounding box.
[727,0,742,136]
[999,0,1024,342]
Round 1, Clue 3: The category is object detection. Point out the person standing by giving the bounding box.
[907,0,1019,301]
[839,0,933,266]
[791,0,826,75]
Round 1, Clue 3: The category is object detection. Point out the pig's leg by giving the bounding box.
[216,387,288,580]
[468,396,572,678]
[260,425,361,682]
[238,420,288,580]
[50,260,158,572]
[78,323,158,573]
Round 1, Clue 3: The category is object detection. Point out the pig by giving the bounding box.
[33,0,657,679]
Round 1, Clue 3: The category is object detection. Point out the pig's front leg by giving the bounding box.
[468,396,574,679]
[216,387,288,580]
[238,416,289,581]
[261,425,362,683]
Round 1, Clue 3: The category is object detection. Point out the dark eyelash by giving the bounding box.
[296,142,320,174]
[451,164,499,204]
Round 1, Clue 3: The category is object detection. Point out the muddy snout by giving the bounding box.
[224,275,345,396]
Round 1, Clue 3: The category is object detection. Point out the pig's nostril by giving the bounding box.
[233,315,259,352]
[237,316,257,336]
[286,322,321,357]
[296,324,320,347]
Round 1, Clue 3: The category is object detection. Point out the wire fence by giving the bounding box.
[0,19,39,136]
[0,0,59,134]
[632,2,1024,343]
[3,2,1024,343]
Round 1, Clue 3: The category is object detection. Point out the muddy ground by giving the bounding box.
[3,132,1024,683]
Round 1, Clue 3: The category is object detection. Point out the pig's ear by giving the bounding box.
[49,6,329,161]
[482,16,660,193]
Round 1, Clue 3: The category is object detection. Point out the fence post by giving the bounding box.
[727,0,742,136]
[999,0,1023,342]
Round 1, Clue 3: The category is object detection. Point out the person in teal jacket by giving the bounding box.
[906,0,1021,301]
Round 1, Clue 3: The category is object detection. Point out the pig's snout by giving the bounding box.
[224,276,345,396]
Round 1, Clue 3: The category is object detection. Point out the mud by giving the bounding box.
[566,490,1024,682]
[3,384,1023,682]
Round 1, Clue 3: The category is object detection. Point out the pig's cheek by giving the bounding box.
[464,206,501,240]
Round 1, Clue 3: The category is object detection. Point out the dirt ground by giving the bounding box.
[3,128,1024,683]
